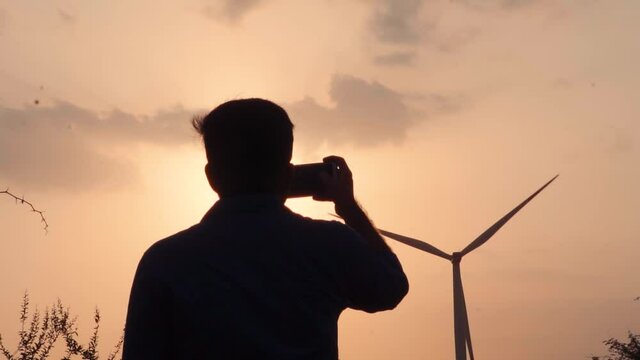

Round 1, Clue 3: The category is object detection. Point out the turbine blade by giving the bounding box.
[378,228,452,260]
[453,262,468,360]
[460,175,558,256]
[329,213,452,260]
[458,271,475,360]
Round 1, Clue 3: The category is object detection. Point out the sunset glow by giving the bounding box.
[1,1,639,359]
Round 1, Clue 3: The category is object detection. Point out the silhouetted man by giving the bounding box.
[123,98,408,359]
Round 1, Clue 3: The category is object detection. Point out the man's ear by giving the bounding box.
[286,163,294,183]
[277,163,294,199]
[204,163,218,193]
[283,163,294,190]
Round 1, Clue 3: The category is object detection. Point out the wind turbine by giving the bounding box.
[376,175,558,360]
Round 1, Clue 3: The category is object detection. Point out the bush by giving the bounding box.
[0,293,122,360]
[603,332,640,360]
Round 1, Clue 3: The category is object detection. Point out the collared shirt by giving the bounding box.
[123,194,408,360]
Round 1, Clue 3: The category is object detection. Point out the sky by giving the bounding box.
[1,0,639,358]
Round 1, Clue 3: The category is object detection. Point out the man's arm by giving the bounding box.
[316,156,409,311]
[122,251,172,360]
[335,200,391,252]
[317,156,390,251]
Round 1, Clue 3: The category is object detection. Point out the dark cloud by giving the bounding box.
[501,0,537,9]
[203,0,263,23]
[57,8,75,24]
[0,76,461,190]
[287,74,460,152]
[370,0,424,44]
[453,0,537,11]
[288,75,410,150]
[0,102,195,192]
[373,51,417,66]
[434,27,480,53]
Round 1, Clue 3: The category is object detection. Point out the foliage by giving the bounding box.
[0,293,122,360]
[600,297,640,360]
[603,332,640,360]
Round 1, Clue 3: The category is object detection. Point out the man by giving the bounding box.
[123,98,408,359]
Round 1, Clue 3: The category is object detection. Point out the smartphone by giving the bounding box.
[287,163,335,198]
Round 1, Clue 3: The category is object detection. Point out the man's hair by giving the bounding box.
[192,98,294,196]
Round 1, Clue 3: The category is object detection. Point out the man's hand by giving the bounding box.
[314,155,391,252]
[313,156,357,215]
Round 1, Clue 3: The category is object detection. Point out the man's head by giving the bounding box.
[193,98,294,198]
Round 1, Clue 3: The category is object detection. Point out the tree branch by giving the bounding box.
[1,188,49,234]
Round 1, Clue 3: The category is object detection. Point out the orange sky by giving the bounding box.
[1,1,639,359]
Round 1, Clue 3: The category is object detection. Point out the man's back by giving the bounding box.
[123,195,408,359]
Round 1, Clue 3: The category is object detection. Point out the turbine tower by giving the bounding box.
[377,175,558,360]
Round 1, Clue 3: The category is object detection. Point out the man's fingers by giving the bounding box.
[318,155,355,206]
[323,156,352,176]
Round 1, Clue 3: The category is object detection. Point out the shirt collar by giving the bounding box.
[201,193,287,223]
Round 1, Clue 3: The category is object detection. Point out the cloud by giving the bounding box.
[0,76,462,191]
[203,0,264,23]
[57,8,75,24]
[434,27,480,53]
[288,75,410,150]
[373,51,417,66]
[0,121,136,192]
[366,0,455,66]
[453,0,538,11]
[0,102,195,192]
[501,0,537,9]
[287,74,460,151]
[369,0,424,44]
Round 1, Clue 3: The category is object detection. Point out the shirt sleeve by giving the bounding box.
[327,222,409,313]
[122,249,173,360]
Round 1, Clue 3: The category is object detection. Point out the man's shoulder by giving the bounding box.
[140,223,205,264]
[287,212,361,242]
[287,211,342,230]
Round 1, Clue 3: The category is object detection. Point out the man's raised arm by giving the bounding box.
[317,156,409,311]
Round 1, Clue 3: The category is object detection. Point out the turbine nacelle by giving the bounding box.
[451,252,463,264]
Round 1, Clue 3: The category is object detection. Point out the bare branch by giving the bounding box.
[1,188,49,234]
